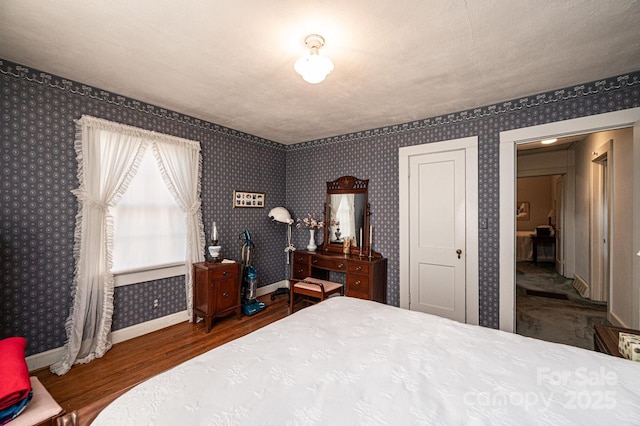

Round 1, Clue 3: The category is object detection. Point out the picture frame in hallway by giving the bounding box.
[516,201,530,221]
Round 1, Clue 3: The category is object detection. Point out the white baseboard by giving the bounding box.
[27,281,289,372]
[573,273,590,298]
[27,310,188,372]
[257,280,289,297]
[26,347,65,372]
[111,310,188,344]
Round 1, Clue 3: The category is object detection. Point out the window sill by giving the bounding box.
[113,263,186,287]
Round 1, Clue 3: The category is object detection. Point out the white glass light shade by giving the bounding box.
[294,53,334,84]
[211,221,218,243]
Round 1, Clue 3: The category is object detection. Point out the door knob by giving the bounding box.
[456,249,462,259]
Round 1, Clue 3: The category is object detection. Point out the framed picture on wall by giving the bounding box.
[516,201,530,221]
[233,190,265,208]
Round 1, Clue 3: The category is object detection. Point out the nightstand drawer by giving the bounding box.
[311,257,347,271]
[346,274,370,298]
[210,265,239,280]
[215,277,239,312]
[292,264,310,279]
[293,253,311,264]
[348,262,369,274]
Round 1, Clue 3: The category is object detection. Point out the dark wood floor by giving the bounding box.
[33,294,291,414]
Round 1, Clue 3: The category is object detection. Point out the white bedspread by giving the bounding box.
[516,231,555,262]
[516,231,534,261]
[94,297,640,425]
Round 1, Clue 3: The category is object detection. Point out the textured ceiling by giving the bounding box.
[2,1,640,144]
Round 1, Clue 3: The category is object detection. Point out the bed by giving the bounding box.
[86,297,639,425]
[516,230,555,262]
[516,230,535,261]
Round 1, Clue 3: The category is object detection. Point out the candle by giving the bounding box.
[359,228,363,247]
[369,225,373,257]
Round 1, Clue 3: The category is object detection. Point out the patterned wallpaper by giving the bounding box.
[1,57,639,355]
[285,73,640,328]
[0,60,287,356]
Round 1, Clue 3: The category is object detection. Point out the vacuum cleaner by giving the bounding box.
[240,229,266,315]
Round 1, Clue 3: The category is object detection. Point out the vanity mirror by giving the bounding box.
[292,175,386,303]
[321,176,370,254]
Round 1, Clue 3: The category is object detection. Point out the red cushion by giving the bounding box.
[0,337,31,411]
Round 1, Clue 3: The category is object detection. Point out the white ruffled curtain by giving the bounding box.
[329,198,340,241]
[335,194,356,240]
[51,116,204,375]
[151,141,204,317]
[345,194,356,239]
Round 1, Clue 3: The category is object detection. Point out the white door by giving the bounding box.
[408,149,466,322]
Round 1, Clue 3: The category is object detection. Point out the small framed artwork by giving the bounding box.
[516,201,530,221]
[233,190,265,208]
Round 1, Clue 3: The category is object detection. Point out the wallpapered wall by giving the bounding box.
[0,60,287,356]
[1,57,639,356]
[285,73,640,328]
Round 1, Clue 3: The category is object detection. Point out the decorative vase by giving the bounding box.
[307,229,317,252]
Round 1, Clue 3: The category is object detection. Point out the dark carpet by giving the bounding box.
[525,289,569,300]
[516,261,609,350]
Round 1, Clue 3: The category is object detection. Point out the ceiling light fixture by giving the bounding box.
[541,138,558,145]
[294,34,334,84]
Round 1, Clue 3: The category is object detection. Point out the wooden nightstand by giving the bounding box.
[594,323,640,358]
[192,261,241,333]
[530,235,555,265]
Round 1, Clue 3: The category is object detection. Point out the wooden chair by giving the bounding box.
[289,277,343,314]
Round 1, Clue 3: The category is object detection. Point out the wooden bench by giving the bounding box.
[289,277,343,314]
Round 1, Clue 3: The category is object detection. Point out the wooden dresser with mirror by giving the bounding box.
[291,176,387,303]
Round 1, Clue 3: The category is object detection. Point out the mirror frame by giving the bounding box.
[321,176,370,255]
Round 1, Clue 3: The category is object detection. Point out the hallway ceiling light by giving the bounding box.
[294,34,334,84]
[541,138,557,145]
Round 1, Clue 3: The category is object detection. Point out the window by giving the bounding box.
[111,148,186,274]
[53,115,203,374]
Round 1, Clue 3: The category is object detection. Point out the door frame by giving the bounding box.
[399,136,479,325]
[554,175,564,275]
[517,157,576,279]
[590,142,612,302]
[499,108,640,332]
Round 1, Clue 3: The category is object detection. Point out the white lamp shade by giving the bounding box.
[268,207,293,224]
[294,54,334,84]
